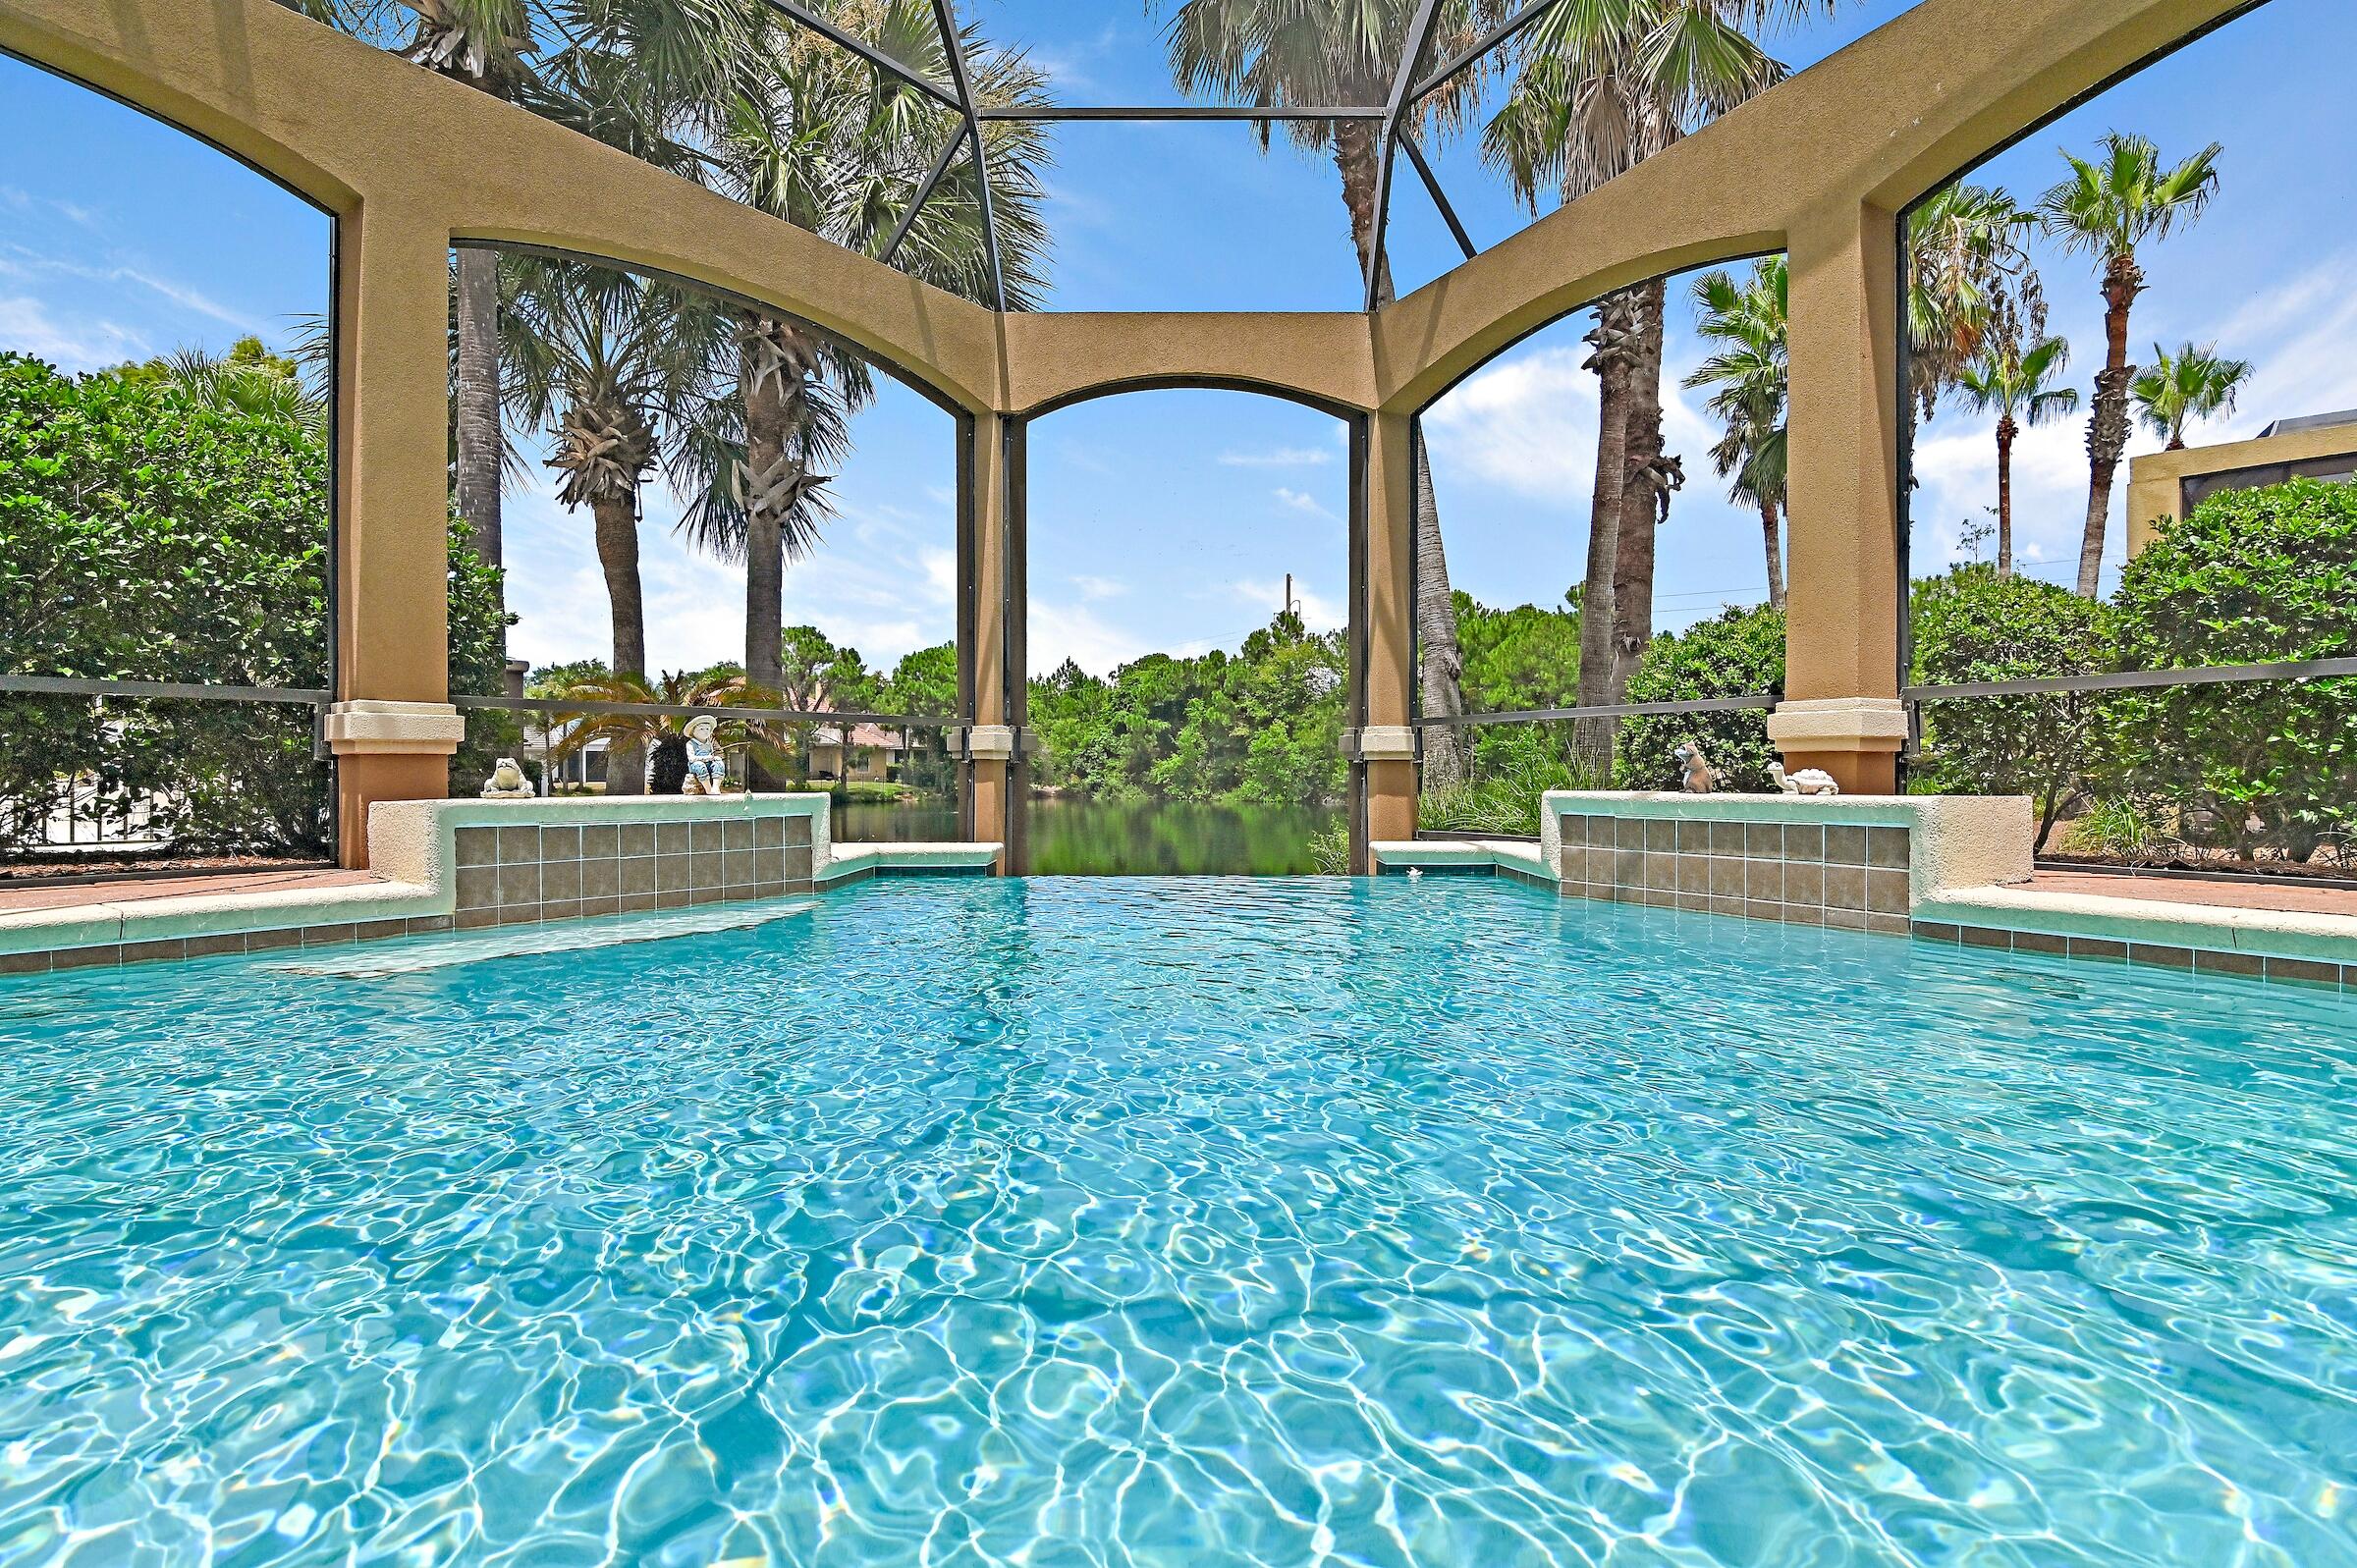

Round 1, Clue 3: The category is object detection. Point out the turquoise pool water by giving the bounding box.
[1,877,2353,1566]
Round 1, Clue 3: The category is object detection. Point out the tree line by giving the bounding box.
[1619,477,2354,866]
[0,351,509,855]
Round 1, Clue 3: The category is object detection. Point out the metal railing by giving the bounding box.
[0,675,333,861]
[1904,655,2357,702]
[1416,694,1778,729]
[450,692,964,728]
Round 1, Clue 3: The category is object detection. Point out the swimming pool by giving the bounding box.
[2,876,2352,1565]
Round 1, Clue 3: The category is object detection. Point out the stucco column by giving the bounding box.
[963,410,1015,871]
[1355,410,1418,865]
[1773,199,1907,794]
[329,200,464,866]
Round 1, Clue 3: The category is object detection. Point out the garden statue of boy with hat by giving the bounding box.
[683,714,726,795]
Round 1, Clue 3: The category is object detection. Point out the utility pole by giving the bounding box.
[1284,572,1297,620]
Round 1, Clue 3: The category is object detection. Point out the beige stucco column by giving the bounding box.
[329,200,465,866]
[1356,410,1418,866]
[964,410,1014,871]
[1772,198,1907,794]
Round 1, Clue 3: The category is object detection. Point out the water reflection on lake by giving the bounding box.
[831,797,1343,875]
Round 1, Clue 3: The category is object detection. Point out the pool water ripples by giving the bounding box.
[1,876,2354,1565]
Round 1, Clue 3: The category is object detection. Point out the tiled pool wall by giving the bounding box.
[452,814,815,929]
[2,915,463,975]
[1388,793,2353,995]
[0,796,998,975]
[1908,921,2349,991]
[1555,813,1914,936]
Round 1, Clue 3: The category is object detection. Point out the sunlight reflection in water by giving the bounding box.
[1,876,2353,1566]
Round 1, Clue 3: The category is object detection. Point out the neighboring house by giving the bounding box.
[809,724,909,784]
[529,714,910,790]
[2127,409,2357,553]
[534,717,909,787]
[530,714,606,792]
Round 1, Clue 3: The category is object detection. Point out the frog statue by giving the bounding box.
[479,757,534,799]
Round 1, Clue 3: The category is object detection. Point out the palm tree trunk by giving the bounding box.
[2079,252,2144,597]
[454,246,504,584]
[1573,292,1636,774]
[740,313,788,791]
[1336,122,1469,785]
[1608,278,1673,705]
[1410,422,1468,785]
[1996,414,2016,577]
[1759,495,1785,610]
[591,492,647,796]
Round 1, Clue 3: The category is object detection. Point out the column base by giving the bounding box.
[326,701,466,868]
[968,758,1011,874]
[336,753,453,868]
[1363,758,1416,871]
[1766,697,1907,795]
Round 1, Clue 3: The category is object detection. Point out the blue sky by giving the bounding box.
[6,0,2354,686]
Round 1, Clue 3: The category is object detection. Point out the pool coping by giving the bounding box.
[1380,825,2357,995]
[0,795,999,974]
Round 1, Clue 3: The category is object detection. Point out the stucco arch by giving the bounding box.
[1002,314,1376,418]
[0,0,2262,422]
[0,0,1002,411]
[1373,0,2259,416]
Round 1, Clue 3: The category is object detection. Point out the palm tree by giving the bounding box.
[2132,340,2251,451]
[504,261,728,793]
[683,0,1050,787]
[2038,133,2222,595]
[399,2,535,583]
[1905,182,2043,426]
[1155,0,1499,784]
[1954,333,2077,578]
[1684,256,1788,610]
[1486,0,1824,768]
[158,336,331,441]
[295,0,760,628]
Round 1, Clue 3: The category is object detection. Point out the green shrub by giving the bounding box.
[1616,604,1785,790]
[0,352,510,854]
[1306,820,1351,875]
[1419,729,1605,836]
[1909,565,2108,847]
[2106,478,2357,859]
[2061,794,2181,862]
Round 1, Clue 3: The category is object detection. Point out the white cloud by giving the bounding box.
[1232,575,1343,632]
[1070,574,1127,600]
[1025,22,1119,95]
[497,469,959,678]
[1219,446,1332,467]
[0,246,264,335]
[0,295,146,370]
[1422,343,1599,502]
[919,546,958,604]
[1027,599,1154,677]
[1273,486,1338,521]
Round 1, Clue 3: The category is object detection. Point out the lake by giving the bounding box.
[832,796,1343,875]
